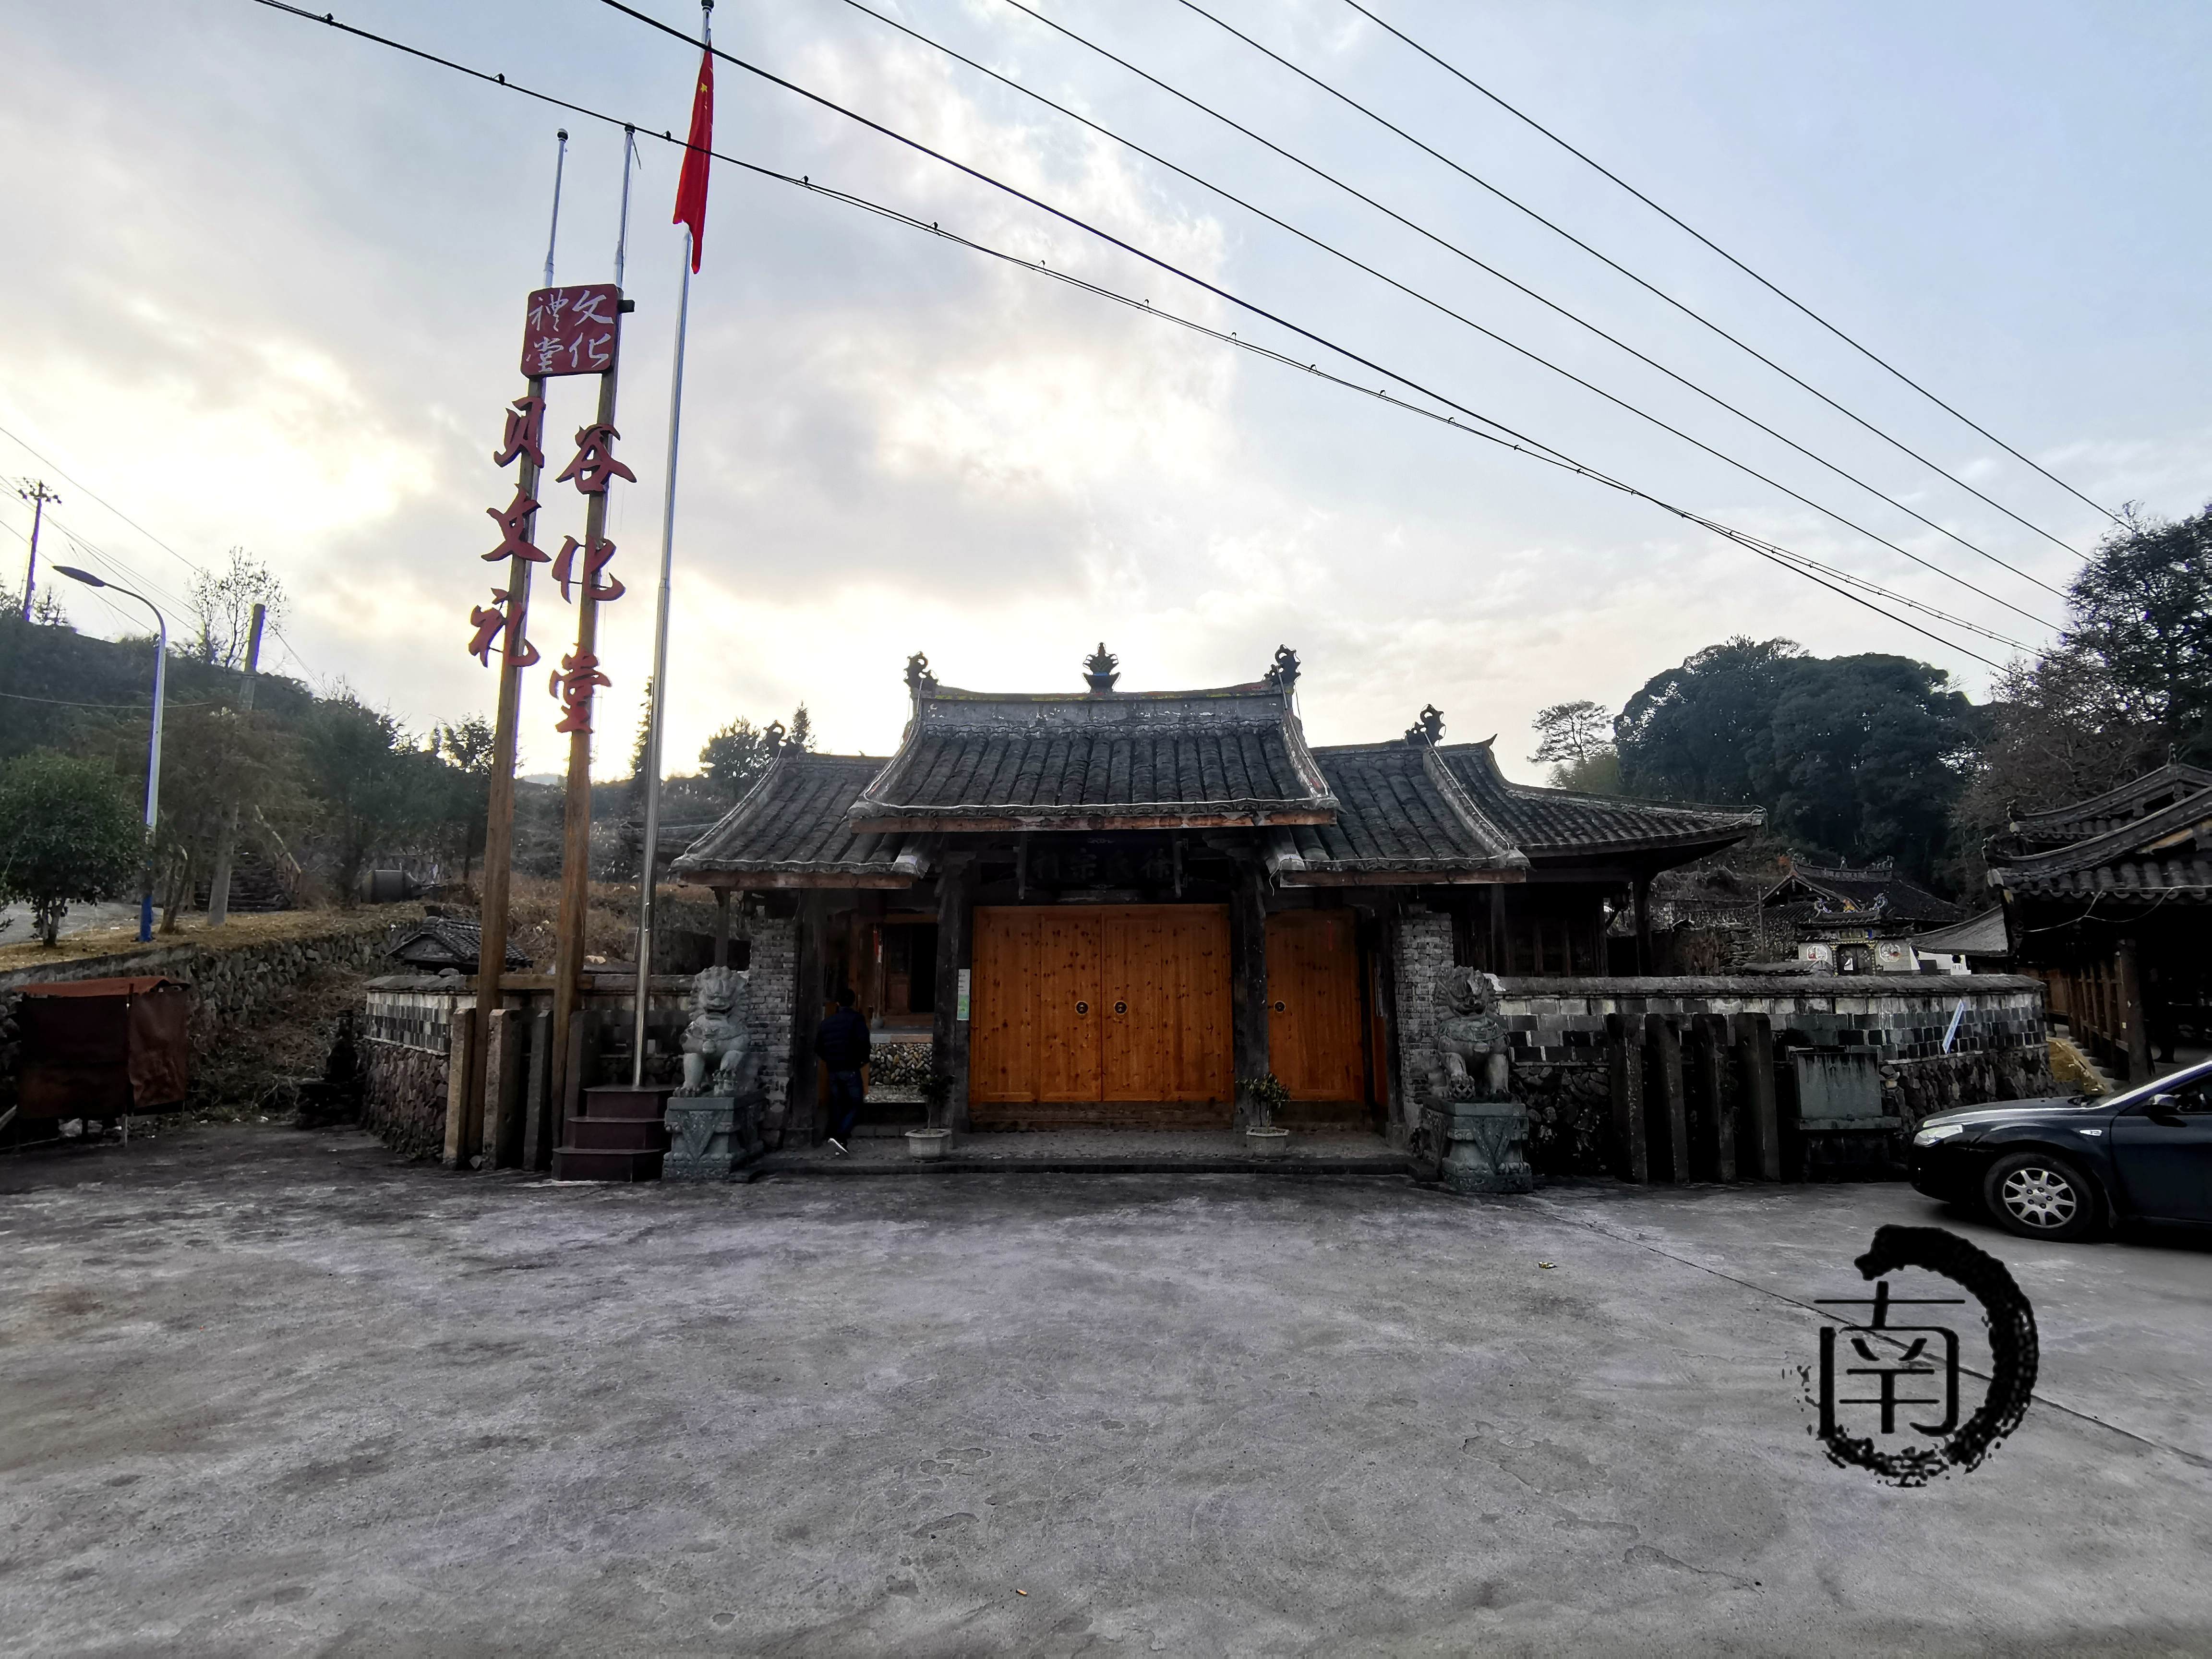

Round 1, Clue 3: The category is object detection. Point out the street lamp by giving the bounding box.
[54,565,166,942]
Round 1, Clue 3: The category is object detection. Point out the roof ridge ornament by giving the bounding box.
[1264,644,1300,691]
[1405,704,1444,746]
[763,720,786,758]
[1083,641,1120,694]
[904,651,936,695]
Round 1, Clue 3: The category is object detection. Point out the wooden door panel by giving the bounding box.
[1100,906,1230,1103]
[1035,909,1103,1102]
[1267,910,1365,1101]
[968,907,1035,1104]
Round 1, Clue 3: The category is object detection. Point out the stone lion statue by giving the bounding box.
[1435,968,1511,1102]
[678,965,753,1097]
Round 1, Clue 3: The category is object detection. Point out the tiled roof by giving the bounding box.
[1763,861,1966,925]
[2004,761,2212,849]
[1911,907,2012,956]
[1274,745,1524,878]
[672,754,928,885]
[384,917,530,970]
[849,681,1335,830]
[1432,743,1763,859]
[1988,778,2212,900]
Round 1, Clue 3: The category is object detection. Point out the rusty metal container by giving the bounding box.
[15,976,191,1118]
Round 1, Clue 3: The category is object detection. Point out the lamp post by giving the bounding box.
[55,565,166,942]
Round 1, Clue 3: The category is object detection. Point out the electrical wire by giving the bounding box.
[829,0,2061,631]
[1340,0,2126,533]
[249,0,2011,668]
[1172,0,2093,567]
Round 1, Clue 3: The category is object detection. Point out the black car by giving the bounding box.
[1909,1057,2212,1240]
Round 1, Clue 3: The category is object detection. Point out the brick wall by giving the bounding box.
[1387,908,1454,1141]
[743,914,797,1142]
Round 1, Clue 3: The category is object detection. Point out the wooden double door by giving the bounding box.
[970,905,1232,1122]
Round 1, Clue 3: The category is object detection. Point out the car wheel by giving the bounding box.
[1981,1150,2101,1241]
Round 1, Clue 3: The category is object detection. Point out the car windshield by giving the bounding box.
[2095,1056,2212,1114]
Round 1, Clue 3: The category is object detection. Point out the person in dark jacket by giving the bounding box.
[814,986,872,1154]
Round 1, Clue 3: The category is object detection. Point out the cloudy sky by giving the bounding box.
[6,0,2209,780]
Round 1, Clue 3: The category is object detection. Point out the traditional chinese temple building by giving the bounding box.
[669,648,1764,1143]
[1989,761,2212,1082]
[1759,855,1966,974]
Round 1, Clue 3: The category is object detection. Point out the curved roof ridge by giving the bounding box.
[2009,760,2212,830]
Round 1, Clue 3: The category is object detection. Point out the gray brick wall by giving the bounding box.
[744,914,798,1142]
[1388,908,1454,1140]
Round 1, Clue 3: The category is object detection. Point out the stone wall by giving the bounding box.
[364,1040,451,1160]
[743,914,798,1143]
[1491,974,2051,1177]
[0,914,397,1115]
[1387,908,1454,1140]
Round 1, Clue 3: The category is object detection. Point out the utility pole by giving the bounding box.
[204,601,267,926]
[15,481,59,621]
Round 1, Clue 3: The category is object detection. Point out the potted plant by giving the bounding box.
[1244,1073,1291,1157]
[906,1070,955,1160]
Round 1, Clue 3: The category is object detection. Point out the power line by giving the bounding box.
[248,0,2011,669]
[1340,0,2127,532]
[828,0,2060,631]
[1172,0,2094,565]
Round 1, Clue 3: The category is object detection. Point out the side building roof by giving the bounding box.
[670,753,931,888]
[1987,775,2212,901]
[2001,761,2212,851]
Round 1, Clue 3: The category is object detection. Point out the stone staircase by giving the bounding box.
[551,1083,673,1181]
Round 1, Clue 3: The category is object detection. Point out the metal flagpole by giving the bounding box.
[629,217,692,1084]
[544,129,569,287]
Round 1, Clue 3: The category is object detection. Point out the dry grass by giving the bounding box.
[189,961,373,1121]
[504,874,640,969]
[0,906,410,976]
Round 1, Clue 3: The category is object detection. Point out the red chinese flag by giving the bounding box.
[673,48,713,272]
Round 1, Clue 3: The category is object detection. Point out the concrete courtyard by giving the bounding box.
[2,1125,2208,1657]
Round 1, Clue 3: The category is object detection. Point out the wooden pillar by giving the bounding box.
[1229,861,1271,1126]
[1632,872,1653,975]
[1487,883,1508,975]
[786,893,826,1147]
[440,1003,478,1169]
[1733,1012,1780,1181]
[932,855,975,1133]
[1606,1011,1647,1182]
[1688,1012,1735,1182]
[2116,935,2153,1082]
[1644,1012,1689,1182]
[712,888,732,969]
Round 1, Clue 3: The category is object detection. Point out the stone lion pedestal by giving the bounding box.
[1417,1094,1534,1194]
[664,1090,766,1180]
[663,965,766,1181]
[1415,967,1533,1195]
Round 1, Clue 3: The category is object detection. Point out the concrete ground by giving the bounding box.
[1,1127,2208,1657]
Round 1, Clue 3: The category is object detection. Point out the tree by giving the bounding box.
[1616,638,1976,886]
[1616,638,1806,806]
[1529,700,1611,765]
[430,716,495,889]
[299,694,442,904]
[2060,502,2212,761]
[0,751,143,946]
[187,547,288,670]
[150,703,286,930]
[1528,699,1622,793]
[698,702,813,804]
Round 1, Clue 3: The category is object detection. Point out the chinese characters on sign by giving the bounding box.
[549,649,611,734]
[521,284,622,378]
[555,422,637,494]
[469,588,539,669]
[469,286,630,736]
